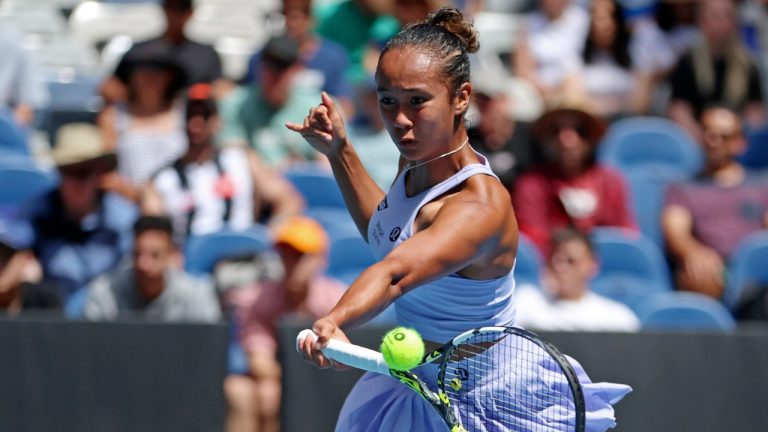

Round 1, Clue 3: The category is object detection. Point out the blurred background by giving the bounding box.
[1,0,768,431]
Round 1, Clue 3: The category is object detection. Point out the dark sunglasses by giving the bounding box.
[548,122,588,138]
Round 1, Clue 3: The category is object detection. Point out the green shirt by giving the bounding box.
[218,85,320,166]
[315,0,399,84]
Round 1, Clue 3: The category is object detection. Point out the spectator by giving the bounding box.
[512,99,637,257]
[98,44,188,203]
[572,0,656,118]
[224,216,344,432]
[0,209,62,317]
[28,123,137,301]
[661,106,768,298]
[654,0,700,61]
[143,84,304,239]
[218,35,323,167]
[0,26,49,130]
[315,0,400,86]
[667,0,766,141]
[514,0,590,106]
[100,0,224,105]
[468,70,535,192]
[346,78,402,190]
[84,215,220,322]
[516,228,640,332]
[243,0,355,118]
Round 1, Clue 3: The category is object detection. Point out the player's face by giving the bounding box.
[375,47,464,162]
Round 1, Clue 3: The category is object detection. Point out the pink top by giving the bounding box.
[238,276,345,355]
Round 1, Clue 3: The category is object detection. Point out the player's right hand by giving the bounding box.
[285,92,348,157]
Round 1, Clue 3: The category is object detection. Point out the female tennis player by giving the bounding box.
[288,7,629,431]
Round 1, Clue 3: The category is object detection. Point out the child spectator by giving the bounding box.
[516,227,640,332]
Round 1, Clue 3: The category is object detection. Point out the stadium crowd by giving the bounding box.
[1,0,768,430]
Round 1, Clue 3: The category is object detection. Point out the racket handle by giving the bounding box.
[296,329,392,376]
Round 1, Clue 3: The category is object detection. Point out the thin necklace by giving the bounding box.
[405,137,469,171]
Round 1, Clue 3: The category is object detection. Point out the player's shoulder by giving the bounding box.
[462,173,512,207]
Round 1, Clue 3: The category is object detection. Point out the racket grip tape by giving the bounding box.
[296,329,392,376]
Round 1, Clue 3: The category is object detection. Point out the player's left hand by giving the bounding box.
[297,317,352,371]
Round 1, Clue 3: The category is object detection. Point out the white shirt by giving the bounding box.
[515,284,640,332]
[153,146,255,237]
[524,6,589,87]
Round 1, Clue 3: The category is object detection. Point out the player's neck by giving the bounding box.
[404,136,474,195]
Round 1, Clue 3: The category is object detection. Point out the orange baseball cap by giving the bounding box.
[274,216,328,254]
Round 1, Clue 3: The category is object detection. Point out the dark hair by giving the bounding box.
[550,228,595,256]
[133,215,174,239]
[380,7,479,96]
[185,83,218,119]
[282,0,311,15]
[583,0,632,69]
[163,0,193,11]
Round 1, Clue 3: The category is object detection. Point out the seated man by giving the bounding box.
[84,215,220,322]
[662,106,768,298]
[515,228,640,332]
[143,84,304,240]
[217,35,323,167]
[28,123,137,302]
[0,210,61,316]
[512,100,637,257]
[224,216,345,432]
[100,0,224,104]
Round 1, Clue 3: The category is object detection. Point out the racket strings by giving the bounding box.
[442,331,578,432]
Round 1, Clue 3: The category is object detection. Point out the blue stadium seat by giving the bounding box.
[515,232,543,287]
[0,114,29,156]
[738,126,768,169]
[724,232,768,310]
[597,116,703,177]
[184,225,272,275]
[636,291,736,332]
[326,233,375,286]
[590,227,673,310]
[303,207,358,241]
[0,166,58,207]
[282,163,346,210]
[624,168,687,248]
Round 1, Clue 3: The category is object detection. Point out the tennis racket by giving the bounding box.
[296,325,586,432]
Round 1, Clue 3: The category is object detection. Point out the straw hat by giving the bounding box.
[51,123,117,171]
[531,95,607,146]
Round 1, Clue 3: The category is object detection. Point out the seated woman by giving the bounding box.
[98,45,188,203]
[571,0,655,119]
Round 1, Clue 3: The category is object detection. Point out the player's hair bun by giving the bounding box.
[426,7,479,54]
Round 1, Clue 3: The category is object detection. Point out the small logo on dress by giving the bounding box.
[389,227,401,242]
[377,197,388,211]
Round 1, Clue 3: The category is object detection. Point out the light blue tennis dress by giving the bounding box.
[335,154,631,431]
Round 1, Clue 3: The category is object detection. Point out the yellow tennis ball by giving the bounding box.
[380,327,425,371]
